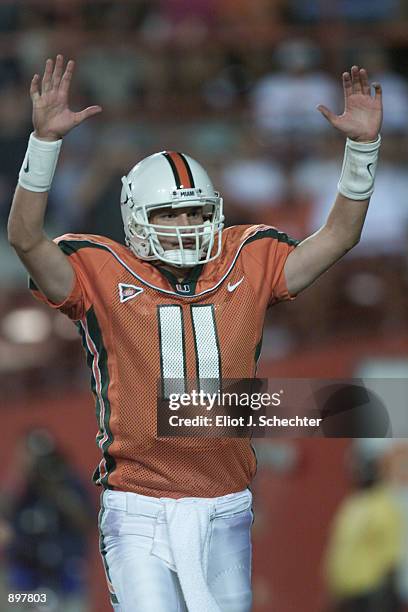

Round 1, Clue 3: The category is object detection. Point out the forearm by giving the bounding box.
[6,56,100,304]
[323,135,381,250]
[7,132,62,251]
[284,137,380,295]
[284,66,383,295]
[7,186,49,251]
[324,192,370,250]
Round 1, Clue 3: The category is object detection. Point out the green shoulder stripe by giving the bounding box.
[28,240,105,291]
[245,228,300,248]
[58,240,110,256]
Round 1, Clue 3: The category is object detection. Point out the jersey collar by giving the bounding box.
[155,264,204,296]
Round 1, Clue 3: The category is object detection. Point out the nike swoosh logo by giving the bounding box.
[227,276,244,292]
[367,162,374,178]
[23,157,29,173]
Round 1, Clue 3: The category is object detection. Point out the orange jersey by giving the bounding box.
[30,224,298,498]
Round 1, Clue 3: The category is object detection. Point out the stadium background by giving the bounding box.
[1,1,408,610]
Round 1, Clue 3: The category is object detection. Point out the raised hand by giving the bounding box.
[317,66,382,142]
[30,55,102,141]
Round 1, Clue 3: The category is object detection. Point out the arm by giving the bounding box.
[284,66,383,296]
[7,55,102,303]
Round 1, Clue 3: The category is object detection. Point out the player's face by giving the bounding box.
[149,206,204,250]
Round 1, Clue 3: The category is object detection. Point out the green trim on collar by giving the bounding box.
[156,264,204,296]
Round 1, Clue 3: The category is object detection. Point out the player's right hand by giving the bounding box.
[30,54,102,142]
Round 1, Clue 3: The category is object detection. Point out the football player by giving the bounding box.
[7,55,382,611]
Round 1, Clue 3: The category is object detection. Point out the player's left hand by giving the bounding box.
[317,66,382,142]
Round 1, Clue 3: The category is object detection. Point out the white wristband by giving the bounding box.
[337,135,381,200]
[18,132,62,192]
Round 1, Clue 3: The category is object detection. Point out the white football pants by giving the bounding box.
[98,488,253,612]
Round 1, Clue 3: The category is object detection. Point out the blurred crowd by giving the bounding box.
[0,429,94,612]
[1,0,408,392]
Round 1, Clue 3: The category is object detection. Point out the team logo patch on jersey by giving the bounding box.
[175,283,191,294]
[118,283,144,303]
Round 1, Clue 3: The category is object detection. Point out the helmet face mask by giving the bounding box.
[120,152,224,267]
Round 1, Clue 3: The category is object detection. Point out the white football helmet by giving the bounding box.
[120,151,224,267]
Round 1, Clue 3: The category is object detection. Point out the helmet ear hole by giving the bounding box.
[120,176,134,206]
